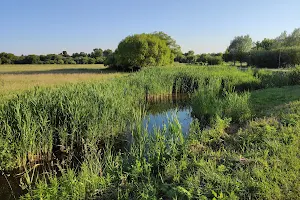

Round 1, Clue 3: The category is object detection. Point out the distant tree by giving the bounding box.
[79,52,88,57]
[228,35,253,66]
[114,33,173,70]
[103,49,113,57]
[255,38,275,50]
[39,55,46,62]
[104,52,117,67]
[0,53,17,64]
[285,28,300,47]
[56,59,64,64]
[1,57,11,64]
[91,48,103,58]
[73,56,89,64]
[72,52,80,58]
[82,57,89,64]
[152,31,181,58]
[273,31,288,48]
[62,51,69,57]
[88,57,96,64]
[185,51,195,56]
[73,52,88,58]
[174,53,185,62]
[63,57,76,64]
[183,51,195,63]
[261,38,275,50]
[24,55,40,64]
[95,56,105,64]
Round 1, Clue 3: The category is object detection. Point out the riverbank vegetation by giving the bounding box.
[1,27,300,199]
[0,64,300,199]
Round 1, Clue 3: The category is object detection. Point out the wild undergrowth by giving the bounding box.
[0,65,300,199]
[22,105,300,199]
[0,65,260,170]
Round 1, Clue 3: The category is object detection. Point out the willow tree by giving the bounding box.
[228,35,253,66]
[114,33,173,70]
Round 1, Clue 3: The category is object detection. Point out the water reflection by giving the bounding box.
[143,94,193,134]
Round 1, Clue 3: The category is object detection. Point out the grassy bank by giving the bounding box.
[0,65,300,199]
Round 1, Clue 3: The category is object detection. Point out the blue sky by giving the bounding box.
[1,0,299,55]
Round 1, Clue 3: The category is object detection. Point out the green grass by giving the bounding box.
[1,64,300,199]
[0,64,126,99]
[250,85,300,116]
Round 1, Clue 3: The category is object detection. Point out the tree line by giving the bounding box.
[102,31,224,70]
[0,49,113,65]
[175,51,223,65]
[225,28,300,68]
[1,28,300,69]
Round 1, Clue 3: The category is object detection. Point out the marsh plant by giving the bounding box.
[0,65,300,199]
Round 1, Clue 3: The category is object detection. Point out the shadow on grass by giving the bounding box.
[250,85,300,116]
[0,68,118,75]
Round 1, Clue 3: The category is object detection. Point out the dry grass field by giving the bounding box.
[0,64,126,98]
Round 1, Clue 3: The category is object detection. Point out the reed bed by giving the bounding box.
[0,65,299,199]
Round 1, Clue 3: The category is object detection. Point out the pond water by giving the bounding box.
[143,94,193,134]
[0,94,194,200]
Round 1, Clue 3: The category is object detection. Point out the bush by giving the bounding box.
[195,54,223,65]
[114,33,173,70]
[207,55,223,65]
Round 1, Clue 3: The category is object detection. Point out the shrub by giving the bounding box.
[114,33,173,70]
[223,92,251,122]
[207,55,223,65]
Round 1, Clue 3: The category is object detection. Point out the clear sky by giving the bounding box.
[1,0,299,55]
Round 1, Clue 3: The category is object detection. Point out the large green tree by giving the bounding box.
[114,33,173,70]
[152,31,181,58]
[285,28,300,47]
[228,35,253,66]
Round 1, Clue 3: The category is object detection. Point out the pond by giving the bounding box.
[144,94,193,134]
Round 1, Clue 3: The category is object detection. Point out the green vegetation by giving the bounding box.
[250,85,300,116]
[111,33,173,70]
[250,46,300,68]
[2,28,300,69]
[0,64,126,99]
[227,35,253,66]
[223,28,300,68]
[0,64,300,199]
[0,49,113,65]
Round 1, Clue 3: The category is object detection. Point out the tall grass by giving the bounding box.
[191,78,251,124]
[0,65,260,170]
[22,107,300,199]
[0,64,299,199]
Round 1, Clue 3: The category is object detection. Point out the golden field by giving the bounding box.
[0,64,126,98]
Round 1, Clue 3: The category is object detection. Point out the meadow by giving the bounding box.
[0,64,126,99]
[0,64,300,199]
